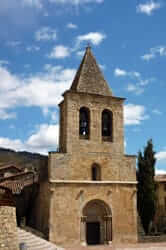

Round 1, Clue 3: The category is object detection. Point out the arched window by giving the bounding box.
[102,109,113,141]
[79,107,90,139]
[91,164,101,181]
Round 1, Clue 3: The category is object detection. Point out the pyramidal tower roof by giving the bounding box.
[70,46,113,96]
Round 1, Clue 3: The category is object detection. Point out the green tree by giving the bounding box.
[137,139,156,234]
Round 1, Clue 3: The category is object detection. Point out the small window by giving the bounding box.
[91,164,101,181]
[79,107,90,139]
[102,109,113,142]
[164,184,166,191]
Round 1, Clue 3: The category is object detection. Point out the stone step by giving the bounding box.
[18,228,64,250]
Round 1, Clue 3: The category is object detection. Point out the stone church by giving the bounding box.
[47,46,137,247]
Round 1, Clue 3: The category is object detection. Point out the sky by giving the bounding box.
[0,0,166,174]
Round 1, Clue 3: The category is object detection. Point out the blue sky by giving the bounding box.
[0,0,166,173]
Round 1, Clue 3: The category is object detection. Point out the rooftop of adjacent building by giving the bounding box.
[155,174,166,182]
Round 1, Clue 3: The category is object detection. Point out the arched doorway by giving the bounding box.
[82,199,112,245]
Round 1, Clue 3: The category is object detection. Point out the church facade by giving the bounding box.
[48,47,138,247]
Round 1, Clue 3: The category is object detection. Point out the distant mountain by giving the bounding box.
[0,148,48,181]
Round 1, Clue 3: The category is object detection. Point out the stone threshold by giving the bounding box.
[49,180,137,184]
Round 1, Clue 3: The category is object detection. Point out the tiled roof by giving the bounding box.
[0,180,25,194]
[0,163,22,172]
[0,175,38,194]
[70,46,113,96]
[155,174,166,182]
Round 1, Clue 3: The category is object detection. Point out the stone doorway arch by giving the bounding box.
[81,199,112,245]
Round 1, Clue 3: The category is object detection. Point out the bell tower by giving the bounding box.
[59,46,125,155]
[48,46,137,247]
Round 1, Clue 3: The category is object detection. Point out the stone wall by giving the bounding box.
[32,181,50,238]
[59,91,125,154]
[49,183,137,247]
[49,152,136,182]
[0,206,19,250]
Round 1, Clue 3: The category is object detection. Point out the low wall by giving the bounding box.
[0,206,19,250]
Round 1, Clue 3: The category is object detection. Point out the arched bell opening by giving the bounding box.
[81,199,112,245]
[102,109,113,142]
[79,107,90,139]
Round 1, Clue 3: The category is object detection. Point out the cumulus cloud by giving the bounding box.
[0,60,9,66]
[136,1,161,15]
[49,0,104,5]
[35,26,57,41]
[7,41,21,47]
[26,45,40,52]
[67,23,77,29]
[0,109,16,120]
[155,168,166,175]
[114,68,127,77]
[48,45,70,59]
[26,124,59,153]
[156,151,166,162]
[126,84,144,95]
[124,104,149,125]
[141,46,166,61]
[0,138,24,152]
[76,32,106,46]
[152,109,162,115]
[0,124,59,154]
[22,0,43,9]
[114,68,153,95]
[0,64,76,119]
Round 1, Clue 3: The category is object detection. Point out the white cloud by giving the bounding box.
[136,1,161,15]
[0,60,9,66]
[77,50,85,57]
[26,124,59,153]
[114,67,153,95]
[67,23,77,29]
[0,64,76,119]
[26,45,40,52]
[124,104,149,125]
[156,151,166,162]
[99,64,106,71]
[48,45,70,59]
[7,41,21,47]
[141,46,166,61]
[0,66,20,92]
[114,68,127,77]
[155,169,166,175]
[49,0,104,5]
[35,27,57,41]
[152,109,162,115]
[76,32,106,46]
[126,84,144,95]
[0,109,16,120]
[0,124,59,154]
[0,138,24,152]
[22,0,43,9]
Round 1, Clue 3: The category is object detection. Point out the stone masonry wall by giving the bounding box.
[0,206,19,250]
[49,183,137,247]
[59,91,125,154]
[49,152,136,182]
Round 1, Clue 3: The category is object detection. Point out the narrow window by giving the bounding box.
[79,107,90,139]
[102,109,113,141]
[92,164,101,181]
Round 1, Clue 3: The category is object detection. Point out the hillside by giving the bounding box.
[0,148,48,181]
